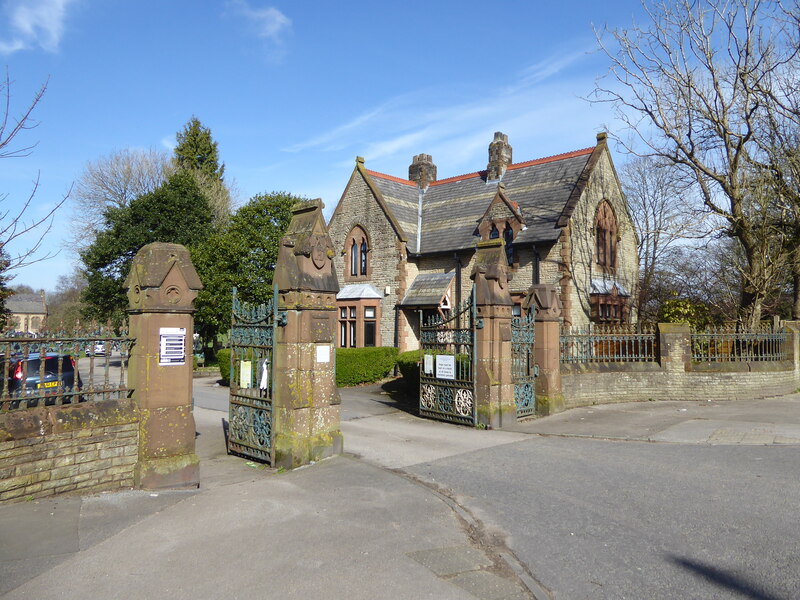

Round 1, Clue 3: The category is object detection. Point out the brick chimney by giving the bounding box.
[487,132,512,180]
[409,154,437,188]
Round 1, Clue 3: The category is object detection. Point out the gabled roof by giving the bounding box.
[7,293,46,315]
[364,144,599,254]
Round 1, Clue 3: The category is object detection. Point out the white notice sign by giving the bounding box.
[423,354,434,374]
[159,327,186,366]
[240,360,252,389]
[316,344,331,363]
[435,355,456,380]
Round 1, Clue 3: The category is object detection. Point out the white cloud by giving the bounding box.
[160,136,175,151]
[0,0,76,55]
[227,1,290,43]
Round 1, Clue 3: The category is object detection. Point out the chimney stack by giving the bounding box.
[409,154,437,188]
[487,132,512,180]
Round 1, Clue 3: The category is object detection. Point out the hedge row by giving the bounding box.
[335,347,399,387]
[217,346,419,389]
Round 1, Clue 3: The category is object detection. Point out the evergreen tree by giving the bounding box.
[0,248,12,330]
[173,116,225,181]
[81,171,214,325]
[192,191,300,345]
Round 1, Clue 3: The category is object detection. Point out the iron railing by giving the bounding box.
[560,324,657,363]
[691,326,788,362]
[0,326,133,411]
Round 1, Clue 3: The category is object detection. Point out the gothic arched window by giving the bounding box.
[503,224,514,266]
[345,226,370,281]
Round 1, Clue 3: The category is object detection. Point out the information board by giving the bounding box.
[435,354,456,380]
[159,327,186,366]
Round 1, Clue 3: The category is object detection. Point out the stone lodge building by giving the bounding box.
[327,132,638,352]
[6,292,48,334]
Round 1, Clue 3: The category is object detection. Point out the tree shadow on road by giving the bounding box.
[667,555,784,600]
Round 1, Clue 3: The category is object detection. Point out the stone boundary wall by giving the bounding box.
[0,399,139,503]
[562,361,799,408]
[559,324,800,408]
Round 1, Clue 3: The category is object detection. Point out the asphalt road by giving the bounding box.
[181,379,800,599]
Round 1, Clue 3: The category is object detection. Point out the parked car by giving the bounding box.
[85,342,106,357]
[0,353,83,408]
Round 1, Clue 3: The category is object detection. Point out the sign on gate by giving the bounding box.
[419,292,476,425]
[435,355,455,379]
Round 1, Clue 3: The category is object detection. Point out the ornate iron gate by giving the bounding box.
[228,286,277,464]
[511,306,537,418]
[419,292,476,425]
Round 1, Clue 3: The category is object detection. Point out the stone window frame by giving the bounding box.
[337,300,381,348]
[590,293,629,324]
[594,200,618,275]
[343,225,371,282]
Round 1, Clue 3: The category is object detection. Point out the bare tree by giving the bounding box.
[620,156,701,319]
[593,0,800,327]
[0,70,67,273]
[68,147,174,252]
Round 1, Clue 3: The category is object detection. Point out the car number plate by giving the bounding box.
[38,381,59,389]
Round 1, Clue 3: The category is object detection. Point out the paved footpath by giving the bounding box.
[2,381,799,599]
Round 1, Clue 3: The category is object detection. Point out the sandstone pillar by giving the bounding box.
[524,284,565,416]
[657,323,692,372]
[272,200,343,469]
[471,239,515,428]
[126,243,202,489]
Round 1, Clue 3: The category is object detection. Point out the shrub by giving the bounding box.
[397,349,421,391]
[335,347,399,387]
[217,348,231,385]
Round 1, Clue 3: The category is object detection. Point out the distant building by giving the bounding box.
[7,292,47,333]
[327,132,639,351]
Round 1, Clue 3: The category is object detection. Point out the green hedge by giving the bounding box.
[335,347,399,387]
[217,348,231,385]
[397,349,421,391]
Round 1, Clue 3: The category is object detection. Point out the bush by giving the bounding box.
[397,349,421,391]
[217,348,231,385]
[335,347,399,387]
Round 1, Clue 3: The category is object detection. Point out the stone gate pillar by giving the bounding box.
[524,284,565,416]
[471,239,516,428]
[273,200,343,469]
[126,242,202,489]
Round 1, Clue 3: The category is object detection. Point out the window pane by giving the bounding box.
[340,307,347,319]
[349,322,356,347]
[360,240,368,275]
[349,307,356,318]
[364,306,375,319]
[512,304,521,317]
[364,321,376,347]
[340,322,347,347]
[350,241,358,276]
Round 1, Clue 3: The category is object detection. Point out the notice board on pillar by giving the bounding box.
[159,327,186,366]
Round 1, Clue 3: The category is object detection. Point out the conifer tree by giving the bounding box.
[173,116,225,181]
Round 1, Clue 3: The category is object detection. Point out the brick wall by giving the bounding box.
[559,326,800,408]
[0,399,139,503]
[562,363,799,407]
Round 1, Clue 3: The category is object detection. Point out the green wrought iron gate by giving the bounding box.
[228,286,277,464]
[419,292,476,425]
[511,306,537,418]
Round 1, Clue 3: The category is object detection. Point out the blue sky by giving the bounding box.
[1,0,642,291]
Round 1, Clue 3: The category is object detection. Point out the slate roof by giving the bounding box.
[337,284,383,300]
[366,146,595,255]
[400,273,454,306]
[364,170,420,250]
[7,293,47,314]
